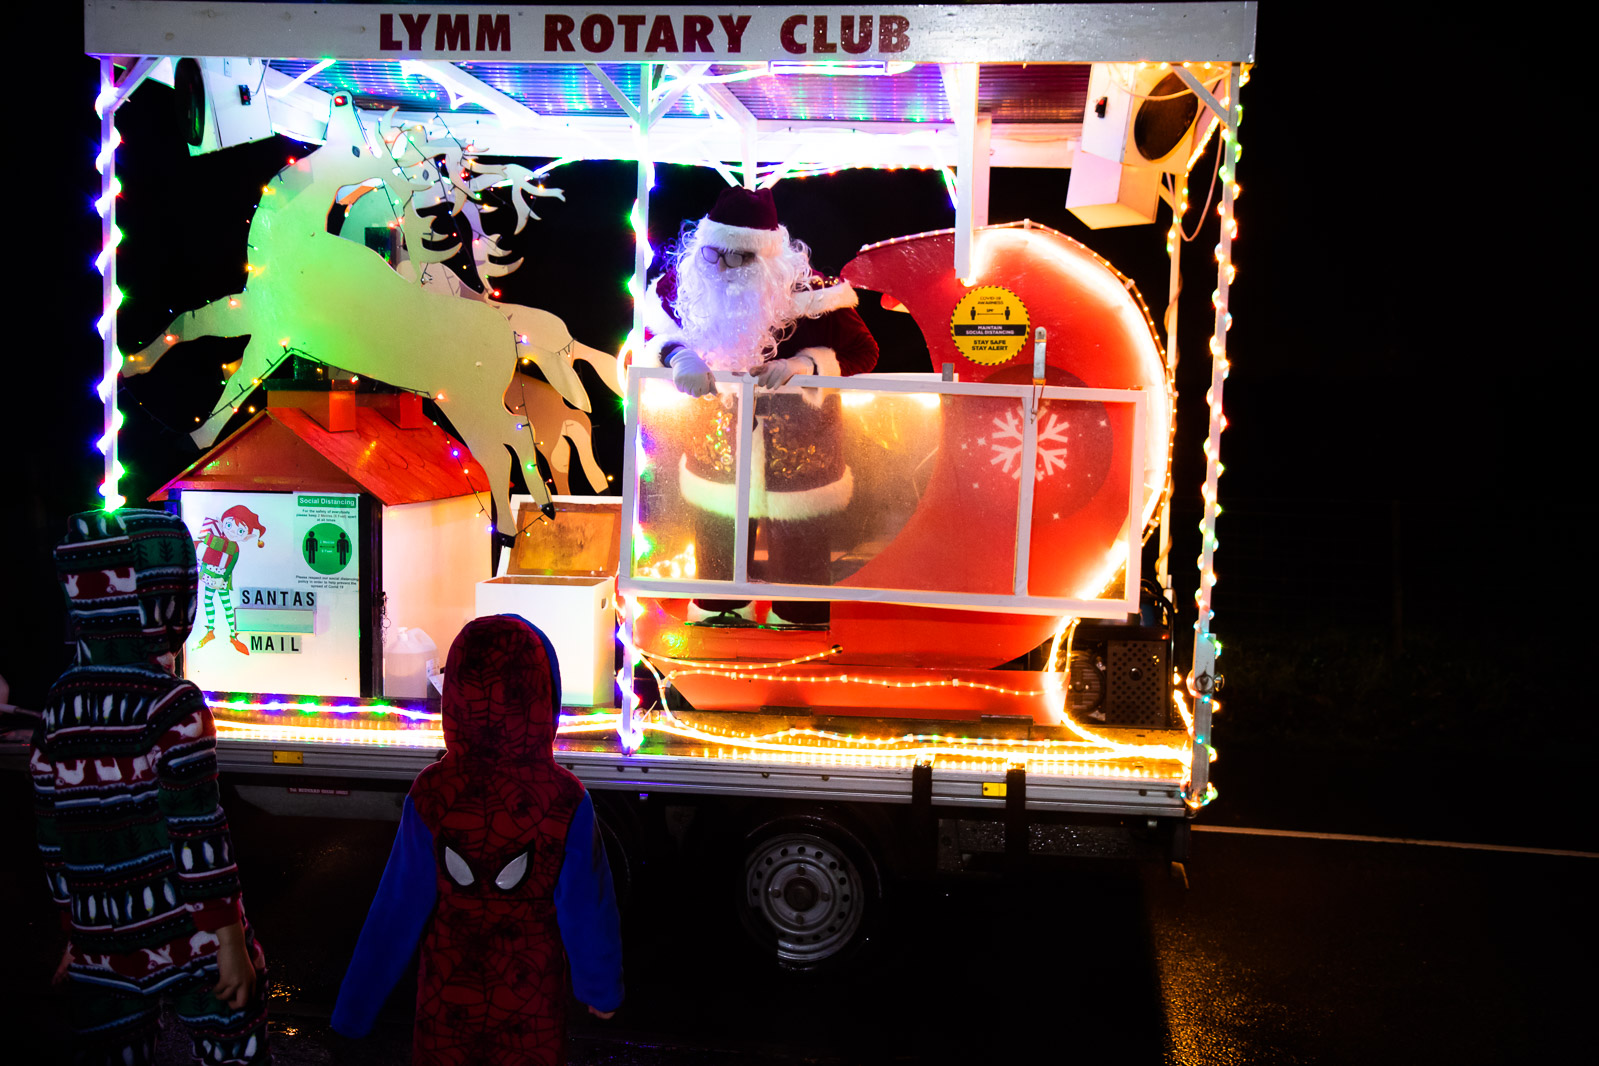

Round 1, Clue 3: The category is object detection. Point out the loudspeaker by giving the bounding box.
[174,57,275,157]
[1081,62,1221,174]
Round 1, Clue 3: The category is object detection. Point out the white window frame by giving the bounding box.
[620,368,1145,618]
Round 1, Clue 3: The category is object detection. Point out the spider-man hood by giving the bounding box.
[438,614,563,765]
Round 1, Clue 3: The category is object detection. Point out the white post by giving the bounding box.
[94,57,125,511]
[941,64,980,280]
[1187,63,1241,810]
[618,64,658,753]
[631,64,655,342]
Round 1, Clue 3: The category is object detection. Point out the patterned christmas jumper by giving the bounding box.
[29,508,269,1065]
[332,615,623,1066]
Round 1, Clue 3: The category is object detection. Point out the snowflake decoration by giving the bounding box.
[986,410,1071,481]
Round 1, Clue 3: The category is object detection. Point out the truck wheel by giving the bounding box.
[591,792,652,914]
[738,820,880,970]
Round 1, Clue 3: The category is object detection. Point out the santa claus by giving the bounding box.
[635,187,879,624]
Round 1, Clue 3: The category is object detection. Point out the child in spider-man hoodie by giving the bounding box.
[332,614,623,1065]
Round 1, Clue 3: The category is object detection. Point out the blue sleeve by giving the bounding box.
[555,792,624,1011]
[331,795,438,1038]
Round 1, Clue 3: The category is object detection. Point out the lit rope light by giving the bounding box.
[649,709,1184,775]
[660,663,1189,764]
[665,664,1057,697]
[208,691,1183,777]
[615,594,645,752]
[1171,670,1194,734]
[1192,83,1239,662]
[93,59,129,509]
[1183,64,1244,812]
[644,645,842,671]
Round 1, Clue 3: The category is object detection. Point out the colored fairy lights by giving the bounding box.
[211,698,1188,779]
[207,693,624,748]
[647,709,1184,776]
[644,636,1190,766]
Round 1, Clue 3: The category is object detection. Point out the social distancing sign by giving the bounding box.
[951,286,1029,366]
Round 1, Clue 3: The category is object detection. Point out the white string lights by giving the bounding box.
[1185,62,1245,810]
[95,57,126,511]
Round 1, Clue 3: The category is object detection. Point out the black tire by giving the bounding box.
[591,791,655,915]
[174,58,207,148]
[735,814,882,972]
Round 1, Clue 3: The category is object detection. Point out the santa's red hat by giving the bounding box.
[696,187,785,256]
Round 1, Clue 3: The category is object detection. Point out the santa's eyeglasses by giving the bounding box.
[699,246,755,269]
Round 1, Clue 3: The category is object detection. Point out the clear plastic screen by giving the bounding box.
[629,376,744,582]
[1024,397,1137,601]
[629,380,1025,597]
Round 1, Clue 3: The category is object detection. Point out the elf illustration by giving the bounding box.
[195,504,266,654]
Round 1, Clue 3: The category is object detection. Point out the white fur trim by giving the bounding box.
[765,466,854,520]
[636,276,686,368]
[697,218,786,256]
[793,347,840,378]
[678,453,854,520]
[638,332,675,369]
[792,280,858,317]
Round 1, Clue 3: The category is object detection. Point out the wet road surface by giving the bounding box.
[2,746,1589,1064]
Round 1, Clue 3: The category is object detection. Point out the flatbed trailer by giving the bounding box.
[28,0,1256,965]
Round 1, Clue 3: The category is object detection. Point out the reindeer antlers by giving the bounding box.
[472,161,566,234]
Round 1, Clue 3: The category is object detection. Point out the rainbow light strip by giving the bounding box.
[94,57,126,511]
[209,694,624,748]
[210,700,1186,777]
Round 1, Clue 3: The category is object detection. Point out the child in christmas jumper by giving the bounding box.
[332,614,623,1065]
[29,508,269,1065]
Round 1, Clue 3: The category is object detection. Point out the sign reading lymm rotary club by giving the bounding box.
[372,10,913,57]
[950,286,1029,366]
[86,4,1259,65]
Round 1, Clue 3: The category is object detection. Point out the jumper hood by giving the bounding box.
[440,615,563,765]
[56,509,198,667]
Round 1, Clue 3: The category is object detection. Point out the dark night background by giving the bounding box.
[1,3,1587,812]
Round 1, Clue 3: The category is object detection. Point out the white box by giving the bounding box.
[474,496,621,708]
[475,573,615,708]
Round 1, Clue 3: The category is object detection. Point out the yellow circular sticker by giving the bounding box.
[950,286,1030,366]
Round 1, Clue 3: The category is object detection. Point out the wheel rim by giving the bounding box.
[743,832,866,966]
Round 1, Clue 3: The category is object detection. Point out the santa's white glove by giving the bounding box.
[667,349,715,398]
[748,356,813,389]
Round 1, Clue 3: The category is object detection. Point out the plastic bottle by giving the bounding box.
[384,626,438,698]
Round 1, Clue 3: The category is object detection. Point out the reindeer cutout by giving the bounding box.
[503,372,608,496]
[123,97,606,533]
[390,186,621,501]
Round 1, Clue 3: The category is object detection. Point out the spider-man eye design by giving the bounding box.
[494,851,530,891]
[444,846,475,887]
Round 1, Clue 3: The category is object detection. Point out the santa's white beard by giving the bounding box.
[672,235,812,372]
